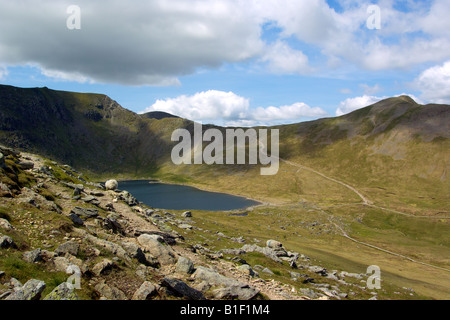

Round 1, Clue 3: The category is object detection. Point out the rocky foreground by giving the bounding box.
[0,145,379,300]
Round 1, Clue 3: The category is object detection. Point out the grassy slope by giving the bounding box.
[1,85,449,299]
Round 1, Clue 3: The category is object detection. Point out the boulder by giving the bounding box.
[102,214,124,234]
[193,266,259,300]
[44,282,79,300]
[182,211,192,218]
[70,207,99,219]
[53,256,85,274]
[92,259,114,276]
[178,224,193,230]
[94,281,127,300]
[17,161,34,170]
[132,281,157,300]
[22,248,42,263]
[0,235,16,249]
[55,241,80,256]
[105,180,119,191]
[69,213,84,226]
[118,191,139,207]
[137,234,178,265]
[308,266,328,277]
[237,264,258,278]
[162,278,205,300]
[0,218,13,231]
[121,241,148,265]
[175,256,195,274]
[5,279,46,300]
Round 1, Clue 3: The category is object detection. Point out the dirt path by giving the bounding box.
[258,143,450,273]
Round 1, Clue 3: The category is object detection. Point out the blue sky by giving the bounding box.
[0,0,449,126]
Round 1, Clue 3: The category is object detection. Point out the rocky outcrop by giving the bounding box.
[5,279,46,300]
[192,266,260,300]
[132,281,157,300]
[137,234,178,265]
[44,282,79,300]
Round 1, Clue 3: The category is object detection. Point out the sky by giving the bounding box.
[0,0,449,127]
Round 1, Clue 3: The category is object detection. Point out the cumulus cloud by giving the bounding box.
[0,0,264,85]
[260,41,311,74]
[1,0,450,85]
[142,90,327,126]
[146,90,250,123]
[336,95,385,116]
[413,60,450,104]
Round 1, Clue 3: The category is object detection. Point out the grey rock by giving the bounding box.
[118,191,139,206]
[73,187,82,196]
[132,281,157,300]
[22,248,42,263]
[69,213,84,226]
[6,279,46,300]
[55,241,79,256]
[193,266,259,300]
[212,285,259,300]
[176,256,195,274]
[178,223,193,230]
[92,259,114,276]
[182,211,192,218]
[240,244,282,263]
[44,282,79,300]
[262,268,274,275]
[94,281,127,300]
[38,166,53,176]
[18,161,34,170]
[137,234,178,265]
[70,206,99,219]
[102,214,124,234]
[0,235,16,249]
[121,241,148,265]
[162,278,205,300]
[308,266,328,277]
[10,278,23,288]
[0,218,13,231]
[237,264,258,277]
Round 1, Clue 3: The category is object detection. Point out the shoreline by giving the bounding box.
[116,178,273,211]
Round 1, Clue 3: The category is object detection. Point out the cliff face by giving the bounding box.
[0,85,181,176]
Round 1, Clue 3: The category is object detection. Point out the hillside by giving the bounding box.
[0,84,449,299]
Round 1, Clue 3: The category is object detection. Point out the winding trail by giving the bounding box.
[259,141,450,272]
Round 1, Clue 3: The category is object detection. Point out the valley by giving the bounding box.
[0,85,448,300]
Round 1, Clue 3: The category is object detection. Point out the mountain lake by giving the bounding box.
[119,180,261,211]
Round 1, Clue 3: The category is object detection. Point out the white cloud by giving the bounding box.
[40,68,92,84]
[0,0,264,86]
[142,90,327,126]
[1,0,449,85]
[336,95,384,116]
[253,103,327,121]
[144,90,250,123]
[413,60,450,104]
[260,41,311,74]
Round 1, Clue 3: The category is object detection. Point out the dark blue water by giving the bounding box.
[119,180,260,211]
